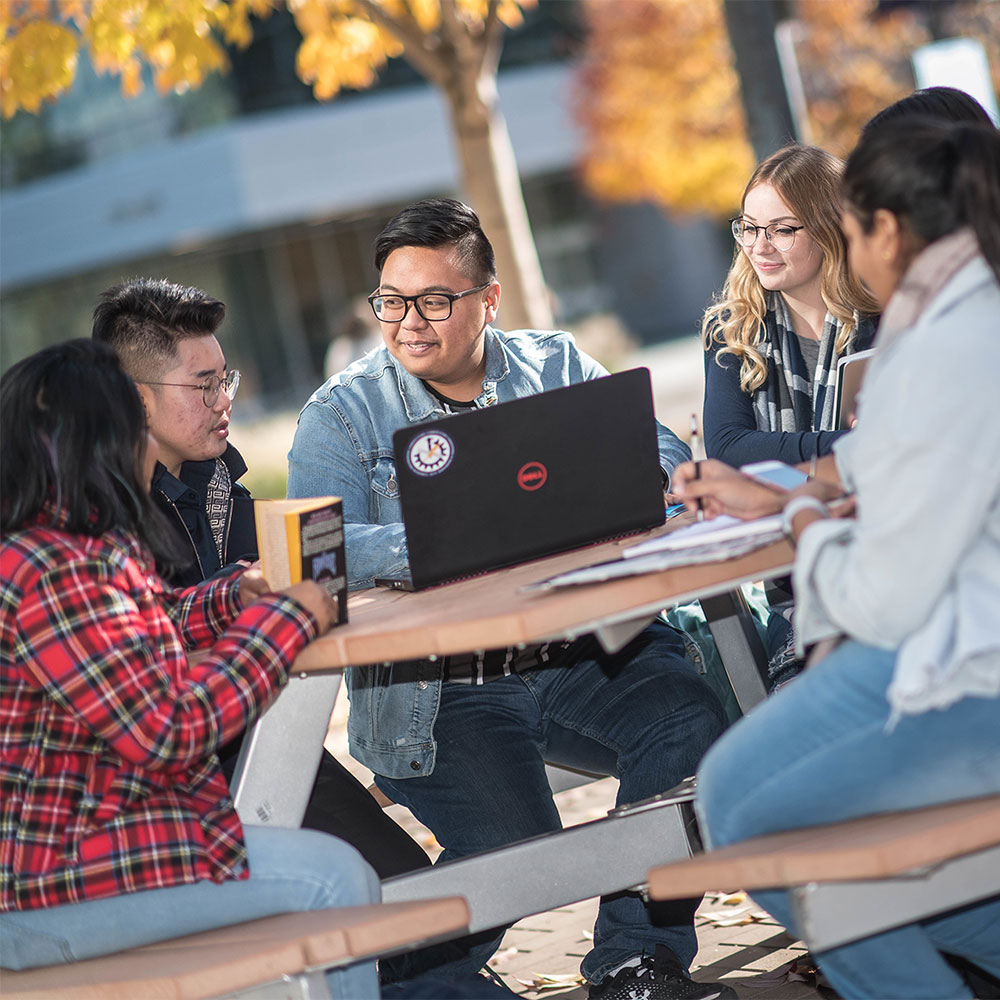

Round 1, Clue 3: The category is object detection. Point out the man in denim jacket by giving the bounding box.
[288,199,733,1000]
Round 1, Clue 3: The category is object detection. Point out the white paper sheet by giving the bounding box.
[523,519,786,592]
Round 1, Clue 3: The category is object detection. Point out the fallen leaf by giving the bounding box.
[709,913,757,927]
[702,904,749,922]
[487,946,519,967]
[515,972,585,991]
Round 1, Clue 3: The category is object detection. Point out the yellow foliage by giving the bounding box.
[576,0,949,216]
[56,0,90,26]
[795,0,927,155]
[0,18,78,118]
[290,0,402,100]
[577,0,753,218]
[387,0,440,33]
[0,0,269,117]
[1,0,534,118]
[2,0,54,35]
[222,0,279,48]
[433,0,526,30]
[289,0,532,101]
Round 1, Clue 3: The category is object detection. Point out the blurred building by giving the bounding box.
[0,7,730,409]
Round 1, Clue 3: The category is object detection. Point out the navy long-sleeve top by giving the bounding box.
[702,322,877,466]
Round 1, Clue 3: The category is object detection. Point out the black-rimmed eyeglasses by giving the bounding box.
[731,219,804,252]
[368,283,490,323]
[140,370,241,407]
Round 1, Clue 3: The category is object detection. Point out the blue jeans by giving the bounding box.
[377,622,727,984]
[695,640,1000,1000]
[0,826,381,999]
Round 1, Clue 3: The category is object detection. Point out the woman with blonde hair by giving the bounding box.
[702,144,878,466]
[701,145,878,688]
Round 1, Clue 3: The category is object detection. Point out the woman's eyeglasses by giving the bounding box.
[731,219,804,252]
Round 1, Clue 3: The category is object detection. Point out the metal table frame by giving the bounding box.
[230,530,791,931]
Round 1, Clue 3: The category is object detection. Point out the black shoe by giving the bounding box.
[588,946,737,1000]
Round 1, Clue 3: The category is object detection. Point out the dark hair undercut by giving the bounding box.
[92,277,226,382]
[373,198,497,284]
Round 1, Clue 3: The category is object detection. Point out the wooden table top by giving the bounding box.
[292,515,795,673]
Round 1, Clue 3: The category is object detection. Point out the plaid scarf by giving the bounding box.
[751,293,852,435]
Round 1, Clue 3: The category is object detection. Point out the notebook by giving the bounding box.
[390,367,666,590]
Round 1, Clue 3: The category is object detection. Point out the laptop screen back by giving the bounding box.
[392,368,665,589]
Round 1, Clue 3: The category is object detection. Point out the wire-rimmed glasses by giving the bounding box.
[140,370,241,407]
[731,219,804,252]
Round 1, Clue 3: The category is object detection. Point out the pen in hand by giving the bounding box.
[689,414,705,521]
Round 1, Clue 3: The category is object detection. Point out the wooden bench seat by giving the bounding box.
[0,897,469,1000]
[646,793,1000,951]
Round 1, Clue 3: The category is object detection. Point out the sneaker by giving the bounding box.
[588,946,737,1000]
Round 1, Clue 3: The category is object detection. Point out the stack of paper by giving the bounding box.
[623,514,784,557]
[524,515,785,592]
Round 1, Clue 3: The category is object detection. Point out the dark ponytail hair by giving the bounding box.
[843,118,1000,284]
[860,86,994,137]
[1,339,182,570]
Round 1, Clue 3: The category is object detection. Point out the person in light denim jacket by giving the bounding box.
[288,199,732,1000]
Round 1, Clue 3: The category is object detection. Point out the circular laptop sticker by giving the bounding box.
[517,461,547,491]
[407,430,454,476]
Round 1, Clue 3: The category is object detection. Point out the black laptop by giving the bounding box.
[390,367,666,590]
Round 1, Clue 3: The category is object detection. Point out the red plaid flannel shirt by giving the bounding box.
[1,515,317,911]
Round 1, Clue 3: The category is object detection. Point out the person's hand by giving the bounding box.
[283,580,339,636]
[786,477,847,505]
[829,495,856,519]
[672,459,786,521]
[238,566,271,604]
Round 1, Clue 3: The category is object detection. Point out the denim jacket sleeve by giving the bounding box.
[287,394,409,589]
[657,422,691,488]
[563,337,689,483]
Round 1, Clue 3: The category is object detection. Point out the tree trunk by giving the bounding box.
[722,0,798,161]
[443,79,554,332]
[363,0,554,332]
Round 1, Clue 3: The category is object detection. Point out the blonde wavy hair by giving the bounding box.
[702,144,879,393]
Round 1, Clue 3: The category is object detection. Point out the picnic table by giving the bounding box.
[230,517,794,934]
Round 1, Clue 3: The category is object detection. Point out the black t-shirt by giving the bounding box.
[423,381,477,412]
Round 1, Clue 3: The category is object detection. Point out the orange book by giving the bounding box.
[254,497,348,623]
